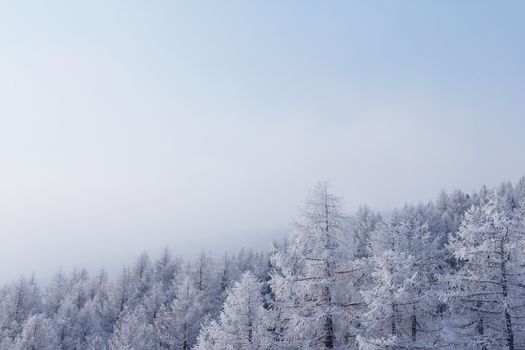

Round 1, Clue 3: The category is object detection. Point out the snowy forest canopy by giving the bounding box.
[2,177,525,350]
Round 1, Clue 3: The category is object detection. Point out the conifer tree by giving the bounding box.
[444,193,525,349]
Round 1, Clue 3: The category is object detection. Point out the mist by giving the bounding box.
[1,1,524,282]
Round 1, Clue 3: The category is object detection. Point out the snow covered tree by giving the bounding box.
[270,181,361,349]
[191,252,222,318]
[108,307,156,350]
[437,189,473,235]
[349,205,381,259]
[15,314,58,350]
[514,176,525,203]
[154,247,178,301]
[44,270,68,315]
[171,273,204,350]
[0,277,42,343]
[85,269,114,343]
[130,253,154,307]
[153,305,177,350]
[358,207,445,349]
[194,271,270,350]
[111,267,133,318]
[443,192,525,349]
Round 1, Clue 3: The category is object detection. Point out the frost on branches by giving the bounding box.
[443,192,525,349]
[194,272,271,350]
[270,181,364,349]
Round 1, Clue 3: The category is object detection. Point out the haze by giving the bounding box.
[1,1,524,282]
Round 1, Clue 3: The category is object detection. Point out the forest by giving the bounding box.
[2,177,525,350]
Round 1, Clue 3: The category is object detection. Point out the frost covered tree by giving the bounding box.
[358,207,445,349]
[270,181,362,349]
[194,271,270,350]
[130,253,154,307]
[437,189,473,234]
[443,193,525,349]
[14,314,58,350]
[349,205,381,259]
[0,277,42,344]
[171,273,204,350]
[192,252,223,318]
[154,247,178,301]
[84,269,114,345]
[111,267,133,318]
[153,304,177,350]
[108,307,156,350]
[514,176,525,203]
[44,270,68,316]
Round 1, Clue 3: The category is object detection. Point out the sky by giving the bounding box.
[0,1,524,282]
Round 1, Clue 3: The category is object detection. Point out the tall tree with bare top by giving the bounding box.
[270,181,362,349]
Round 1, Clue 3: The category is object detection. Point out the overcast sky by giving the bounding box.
[1,1,524,282]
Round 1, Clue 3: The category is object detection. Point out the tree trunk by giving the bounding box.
[500,232,514,350]
[477,314,488,350]
[323,315,334,349]
[411,313,417,342]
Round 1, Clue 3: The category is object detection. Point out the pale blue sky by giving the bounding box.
[0,1,524,281]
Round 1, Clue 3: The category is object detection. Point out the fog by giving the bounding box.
[1,1,524,282]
